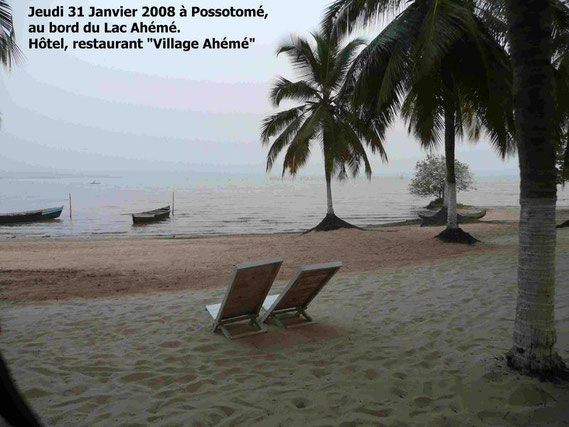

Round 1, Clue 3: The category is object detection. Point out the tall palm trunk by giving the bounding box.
[505,0,566,375]
[444,107,458,229]
[325,173,335,215]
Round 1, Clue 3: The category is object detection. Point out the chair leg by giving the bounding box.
[269,309,315,328]
[297,308,313,322]
[271,315,287,328]
[219,325,233,340]
[251,318,268,333]
[215,317,268,339]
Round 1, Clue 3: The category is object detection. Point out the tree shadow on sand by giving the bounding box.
[302,214,364,234]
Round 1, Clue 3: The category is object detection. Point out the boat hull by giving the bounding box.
[132,206,171,224]
[418,208,487,227]
[0,206,64,224]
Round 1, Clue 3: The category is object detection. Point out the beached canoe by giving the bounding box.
[418,209,487,220]
[132,206,170,224]
[0,206,64,224]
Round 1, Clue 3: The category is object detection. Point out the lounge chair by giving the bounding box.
[205,257,283,339]
[260,261,342,328]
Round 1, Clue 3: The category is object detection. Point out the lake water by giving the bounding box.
[1,171,568,239]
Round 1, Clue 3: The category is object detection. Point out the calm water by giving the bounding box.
[1,171,568,239]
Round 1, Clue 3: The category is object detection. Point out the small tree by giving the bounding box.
[409,155,474,204]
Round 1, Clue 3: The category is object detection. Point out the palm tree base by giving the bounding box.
[436,227,479,245]
[304,214,362,233]
[506,348,569,382]
[557,219,569,228]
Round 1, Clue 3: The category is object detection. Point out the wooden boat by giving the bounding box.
[418,209,487,220]
[0,206,64,224]
[418,208,487,227]
[132,206,170,224]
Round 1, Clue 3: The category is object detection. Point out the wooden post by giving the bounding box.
[172,191,175,216]
[69,193,72,219]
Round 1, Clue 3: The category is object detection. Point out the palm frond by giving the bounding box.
[269,78,319,107]
[281,106,324,176]
[0,0,21,69]
[261,106,306,143]
[322,0,407,38]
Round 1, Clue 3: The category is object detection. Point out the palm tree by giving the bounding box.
[261,32,387,231]
[0,0,20,69]
[479,0,569,185]
[475,0,569,375]
[504,0,568,377]
[324,0,513,243]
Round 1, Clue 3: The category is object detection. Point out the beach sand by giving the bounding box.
[1,208,568,425]
[0,208,526,303]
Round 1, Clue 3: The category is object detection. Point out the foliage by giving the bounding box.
[260,32,387,181]
[477,0,569,184]
[409,155,474,200]
[322,0,515,157]
[0,1,21,69]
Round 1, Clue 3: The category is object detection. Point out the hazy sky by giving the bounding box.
[0,0,519,175]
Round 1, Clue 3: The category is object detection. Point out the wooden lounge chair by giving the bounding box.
[260,261,342,328]
[205,257,283,339]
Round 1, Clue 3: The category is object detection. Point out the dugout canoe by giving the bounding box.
[0,206,64,224]
[132,206,170,224]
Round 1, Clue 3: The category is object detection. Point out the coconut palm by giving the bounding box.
[0,0,20,69]
[474,0,569,375]
[324,0,513,243]
[503,0,568,377]
[478,0,569,184]
[261,32,387,231]
[325,0,567,375]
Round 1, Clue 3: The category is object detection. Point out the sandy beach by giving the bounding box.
[1,208,569,425]
[0,208,527,303]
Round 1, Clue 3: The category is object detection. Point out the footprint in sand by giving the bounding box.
[391,386,407,399]
[23,387,51,399]
[185,379,216,393]
[354,407,392,418]
[508,384,555,406]
[392,372,407,380]
[413,396,434,408]
[365,368,378,380]
[312,367,330,378]
[292,397,310,409]
[160,341,181,348]
[121,372,152,382]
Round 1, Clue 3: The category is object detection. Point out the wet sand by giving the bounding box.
[0,208,522,303]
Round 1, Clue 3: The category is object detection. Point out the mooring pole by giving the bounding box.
[172,191,175,216]
[69,193,72,219]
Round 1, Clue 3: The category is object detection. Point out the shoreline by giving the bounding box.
[0,205,554,242]
[1,206,567,304]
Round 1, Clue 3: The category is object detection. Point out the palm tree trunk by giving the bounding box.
[444,107,458,230]
[326,173,335,215]
[505,0,566,375]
